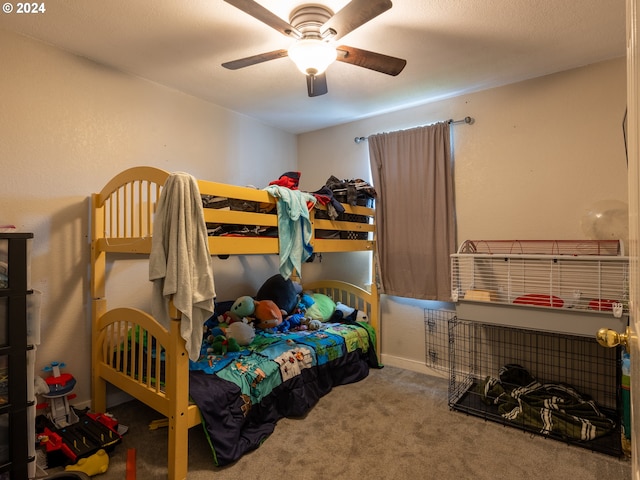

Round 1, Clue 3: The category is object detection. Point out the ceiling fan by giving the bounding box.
[221,0,407,97]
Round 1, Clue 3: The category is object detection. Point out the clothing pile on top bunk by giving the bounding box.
[200,172,377,276]
[313,175,377,220]
[200,171,377,227]
[324,175,377,205]
[475,364,615,441]
[267,171,377,220]
[313,176,376,242]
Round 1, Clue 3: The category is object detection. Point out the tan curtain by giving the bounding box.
[368,122,455,300]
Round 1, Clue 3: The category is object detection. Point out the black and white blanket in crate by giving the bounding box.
[475,364,615,441]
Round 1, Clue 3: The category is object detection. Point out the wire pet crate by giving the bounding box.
[424,308,457,373]
[448,318,622,457]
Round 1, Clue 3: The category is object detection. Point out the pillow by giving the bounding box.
[305,293,336,321]
[256,274,299,314]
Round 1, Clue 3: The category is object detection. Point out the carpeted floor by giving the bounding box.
[43,366,631,479]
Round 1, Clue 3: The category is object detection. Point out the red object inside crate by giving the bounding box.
[513,294,564,308]
[588,299,619,311]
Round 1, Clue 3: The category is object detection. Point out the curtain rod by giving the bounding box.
[353,116,474,144]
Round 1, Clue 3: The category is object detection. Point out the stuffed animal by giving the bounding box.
[298,294,315,310]
[305,318,322,330]
[335,301,355,317]
[256,274,301,315]
[226,319,256,345]
[334,302,368,323]
[274,313,322,333]
[231,295,283,330]
[253,299,283,330]
[207,335,240,355]
[275,313,304,333]
[231,295,256,319]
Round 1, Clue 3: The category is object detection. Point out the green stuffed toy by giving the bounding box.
[207,334,240,355]
[231,295,256,318]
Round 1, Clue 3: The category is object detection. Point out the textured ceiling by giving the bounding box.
[3,0,626,133]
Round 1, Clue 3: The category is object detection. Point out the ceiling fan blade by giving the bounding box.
[222,49,289,70]
[321,0,392,41]
[336,45,406,76]
[224,0,302,38]
[307,73,328,97]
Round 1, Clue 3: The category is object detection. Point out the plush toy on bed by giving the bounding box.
[254,300,284,330]
[231,295,284,331]
[255,273,302,315]
[335,302,369,323]
[274,313,303,333]
[304,293,336,321]
[226,318,256,345]
[207,335,240,355]
[274,312,321,332]
[229,296,255,321]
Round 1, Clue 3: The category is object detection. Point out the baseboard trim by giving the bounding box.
[380,353,448,379]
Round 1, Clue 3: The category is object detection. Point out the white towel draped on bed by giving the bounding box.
[149,172,215,361]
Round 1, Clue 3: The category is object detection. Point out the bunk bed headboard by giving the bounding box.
[91,166,170,313]
[303,280,378,332]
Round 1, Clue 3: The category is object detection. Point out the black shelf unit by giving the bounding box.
[0,232,33,479]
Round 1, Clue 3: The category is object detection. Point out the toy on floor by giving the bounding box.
[126,448,137,480]
[65,448,109,476]
[37,411,122,469]
[39,361,79,428]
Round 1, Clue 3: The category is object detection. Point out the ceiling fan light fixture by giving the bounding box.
[288,39,337,76]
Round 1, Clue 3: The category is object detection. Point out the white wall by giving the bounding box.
[298,57,628,373]
[0,29,297,407]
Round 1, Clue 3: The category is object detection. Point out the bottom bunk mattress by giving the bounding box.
[188,320,380,466]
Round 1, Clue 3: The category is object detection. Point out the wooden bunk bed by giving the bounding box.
[90,166,379,480]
